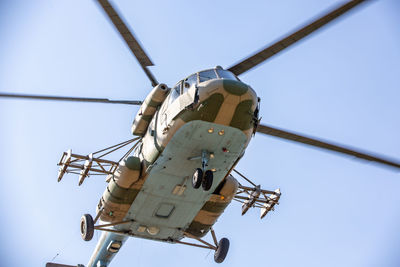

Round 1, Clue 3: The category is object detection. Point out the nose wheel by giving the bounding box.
[192,168,203,189]
[190,150,214,191]
[191,150,214,191]
[202,170,213,191]
[192,168,213,191]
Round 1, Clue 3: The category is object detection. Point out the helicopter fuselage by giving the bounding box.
[88,69,259,266]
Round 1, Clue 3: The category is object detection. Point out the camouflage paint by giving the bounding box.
[89,70,258,266]
[186,175,239,237]
[97,74,258,226]
[131,84,170,136]
[97,156,142,222]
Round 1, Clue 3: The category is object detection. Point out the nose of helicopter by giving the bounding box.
[192,78,258,135]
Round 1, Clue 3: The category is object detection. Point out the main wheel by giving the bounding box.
[192,168,203,189]
[214,238,230,263]
[202,170,213,191]
[80,214,94,241]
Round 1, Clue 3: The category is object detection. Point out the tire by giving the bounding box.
[80,214,94,241]
[214,238,230,263]
[202,170,213,191]
[192,168,203,189]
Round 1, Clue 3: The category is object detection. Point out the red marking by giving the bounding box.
[222,147,228,152]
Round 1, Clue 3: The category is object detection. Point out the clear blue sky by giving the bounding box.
[1,1,399,266]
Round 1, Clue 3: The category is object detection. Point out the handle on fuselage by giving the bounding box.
[46,263,84,267]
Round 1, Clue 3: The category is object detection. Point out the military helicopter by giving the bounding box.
[1,0,399,266]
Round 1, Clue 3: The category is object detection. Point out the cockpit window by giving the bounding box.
[183,74,197,93]
[216,69,238,81]
[169,82,181,105]
[198,69,217,83]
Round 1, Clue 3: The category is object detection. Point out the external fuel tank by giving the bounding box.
[97,156,143,222]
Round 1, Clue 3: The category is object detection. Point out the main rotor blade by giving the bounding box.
[256,124,400,170]
[228,0,368,76]
[96,0,158,87]
[0,92,142,105]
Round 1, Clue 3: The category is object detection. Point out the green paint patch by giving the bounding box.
[186,221,212,237]
[202,200,230,214]
[104,181,140,205]
[177,93,224,122]
[125,156,141,171]
[230,100,254,130]
[223,80,248,96]
[140,114,153,122]
[146,99,162,108]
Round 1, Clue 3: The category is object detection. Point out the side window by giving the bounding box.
[199,69,217,83]
[168,82,181,105]
[183,74,197,93]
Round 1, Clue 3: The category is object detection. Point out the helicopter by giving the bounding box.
[0,0,400,267]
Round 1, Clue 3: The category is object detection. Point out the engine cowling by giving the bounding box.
[131,83,169,136]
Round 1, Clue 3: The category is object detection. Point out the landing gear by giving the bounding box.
[177,228,229,263]
[214,238,230,263]
[191,168,213,191]
[80,214,94,241]
[79,210,133,242]
[192,168,203,189]
[190,150,214,191]
[202,170,213,191]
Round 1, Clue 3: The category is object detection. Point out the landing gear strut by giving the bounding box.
[177,228,230,263]
[191,150,214,191]
[79,209,134,242]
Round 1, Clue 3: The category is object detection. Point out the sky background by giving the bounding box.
[0,0,400,266]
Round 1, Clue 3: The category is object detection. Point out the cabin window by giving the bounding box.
[168,82,181,105]
[216,69,238,81]
[107,241,122,253]
[198,69,217,83]
[183,74,197,93]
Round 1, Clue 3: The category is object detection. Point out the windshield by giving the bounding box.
[199,69,217,83]
[216,69,238,80]
[179,68,239,93]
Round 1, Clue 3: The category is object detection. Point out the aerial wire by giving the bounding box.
[49,227,80,263]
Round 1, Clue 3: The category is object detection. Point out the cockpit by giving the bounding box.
[168,66,239,104]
